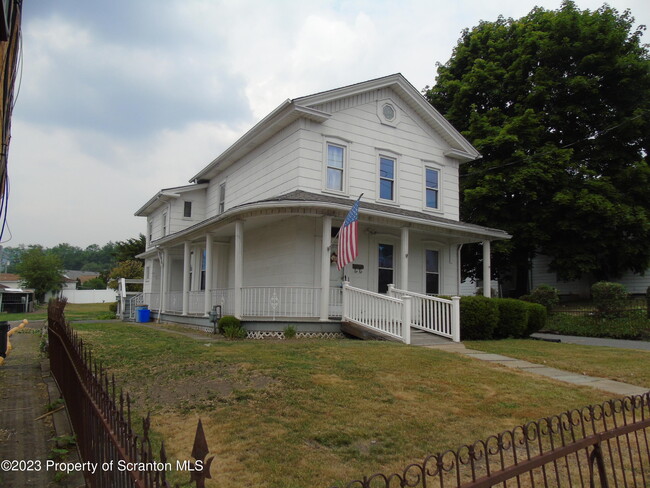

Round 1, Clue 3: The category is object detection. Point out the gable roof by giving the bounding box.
[135,182,209,217]
[190,73,479,183]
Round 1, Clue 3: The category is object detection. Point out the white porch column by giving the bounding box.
[483,240,491,298]
[234,220,244,318]
[320,215,332,321]
[160,249,169,314]
[400,227,409,290]
[204,234,214,315]
[182,241,191,315]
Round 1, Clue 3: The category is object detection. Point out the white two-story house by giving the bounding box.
[135,74,509,338]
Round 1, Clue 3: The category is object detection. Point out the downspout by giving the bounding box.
[156,246,164,323]
[457,244,463,296]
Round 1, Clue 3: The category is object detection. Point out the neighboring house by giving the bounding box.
[0,284,34,313]
[135,74,509,333]
[530,255,650,299]
[0,272,21,288]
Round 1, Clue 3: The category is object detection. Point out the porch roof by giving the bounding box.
[139,190,510,257]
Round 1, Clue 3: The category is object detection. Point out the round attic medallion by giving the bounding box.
[382,103,396,121]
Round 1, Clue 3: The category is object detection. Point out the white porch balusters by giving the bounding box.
[400,227,409,290]
[234,220,244,319]
[182,241,191,315]
[204,234,213,316]
[483,240,491,298]
[320,215,332,321]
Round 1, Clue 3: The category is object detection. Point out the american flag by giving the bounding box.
[337,195,362,270]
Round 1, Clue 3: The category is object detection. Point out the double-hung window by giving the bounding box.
[425,167,440,209]
[218,182,226,214]
[183,201,192,218]
[326,143,345,192]
[162,212,167,236]
[379,156,395,201]
[425,249,440,295]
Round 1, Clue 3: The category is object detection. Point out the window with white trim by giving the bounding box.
[326,143,345,192]
[425,249,440,294]
[162,212,167,236]
[425,167,440,209]
[379,156,395,201]
[183,201,192,218]
[218,182,226,214]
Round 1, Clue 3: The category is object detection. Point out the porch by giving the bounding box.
[129,282,460,344]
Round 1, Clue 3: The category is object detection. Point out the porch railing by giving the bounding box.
[212,288,235,316]
[343,282,411,344]
[388,285,460,342]
[241,286,320,319]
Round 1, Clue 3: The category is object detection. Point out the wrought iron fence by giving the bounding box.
[47,298,213,488]
[332,393,650,488]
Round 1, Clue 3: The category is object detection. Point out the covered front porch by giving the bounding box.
[138,195,508,339]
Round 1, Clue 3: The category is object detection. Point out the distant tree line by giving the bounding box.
[1,235,146,301]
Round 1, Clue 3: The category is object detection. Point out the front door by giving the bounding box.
[377,243,394,293]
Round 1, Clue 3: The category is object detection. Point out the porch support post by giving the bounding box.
[160,249,169,314]
[483,240,491,298]
[204,234,213,315]
[401,295,411,345]
[400,227,409,290]
[320,215,332,321]
[234,220,244,318]
[182,241,191,315]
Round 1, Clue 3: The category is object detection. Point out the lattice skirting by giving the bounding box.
[246,330,345,340]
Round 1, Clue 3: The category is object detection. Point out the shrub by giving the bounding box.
[459,296,499,340]
[223,323,247,339]
[591,281,628,317]
[218,315,241,334]
[284,325,297,339]
[493,298,529,338]
[523,302,547,335]
[546,311,649,340]
[108,302,118,313]
[521,284,559,312]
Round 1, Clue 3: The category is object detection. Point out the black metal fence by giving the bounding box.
[333,393,650,488]
[47,298,212,488]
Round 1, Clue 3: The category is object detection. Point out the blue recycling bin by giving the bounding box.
[136,306,150,323]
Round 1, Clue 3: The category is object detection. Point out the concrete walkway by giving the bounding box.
[426,341,649,397]
[531,332,650,351]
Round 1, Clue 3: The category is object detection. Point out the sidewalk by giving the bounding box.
[0,321,84,488]
[426,341,649,397]
[531,332,650,351]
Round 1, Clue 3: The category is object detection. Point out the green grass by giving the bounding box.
[465,338,650,388]
[70,322,611,488]
[1,302,114,322]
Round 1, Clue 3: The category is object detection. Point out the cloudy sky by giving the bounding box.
[6,0,649,248]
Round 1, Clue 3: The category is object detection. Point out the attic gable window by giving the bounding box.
[183,201,192,218]
[326,143,345,192]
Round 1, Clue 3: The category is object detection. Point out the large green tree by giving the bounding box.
[426,1,650,294]
[15,246,64,302]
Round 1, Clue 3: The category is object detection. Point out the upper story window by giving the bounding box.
[218,182,226,214]
[326,143,345,192]
[379,156,395,201]
[162,212,167,236]
[148,220,153,242]
[183,201,192,218]
[425,167,440,210]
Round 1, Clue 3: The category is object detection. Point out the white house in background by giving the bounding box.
[530,255,650,299]
[135,74,509,338]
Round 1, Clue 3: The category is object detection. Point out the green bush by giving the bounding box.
[523,302,547,335]
[218,315,241,334]
[108,302,118,313]
[459,296,499,340]
[284,325,297,339]
[591,282,628,317]
[520,284,559,312]
[545,311,649,339]
[493,298,529,338]
[223,323,247,339]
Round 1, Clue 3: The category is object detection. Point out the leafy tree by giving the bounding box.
[80,277,107,290]
[426,1,650,294]
[113,235,146,263]
[108,260,144,291]
[15,246,64,302]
